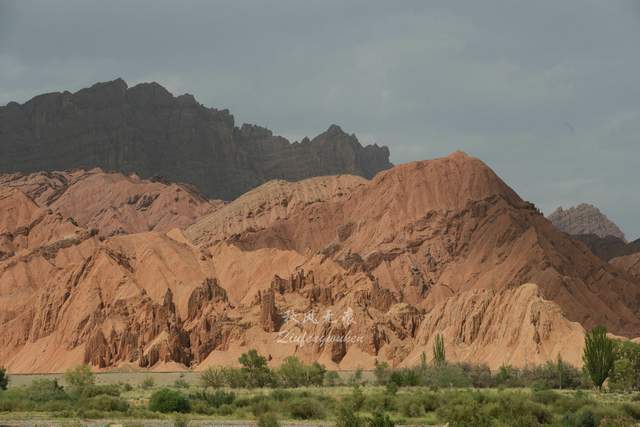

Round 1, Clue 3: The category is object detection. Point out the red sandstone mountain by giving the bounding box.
[1,153,639,373]
[0,169,221,238]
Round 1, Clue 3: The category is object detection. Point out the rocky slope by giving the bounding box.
[548,204,626,240]
[0,79,392,200]
[0,169,220,237]
[1,152,639,373]
[611,253,640,282]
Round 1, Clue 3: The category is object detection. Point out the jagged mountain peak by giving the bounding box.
[0,79,392,200]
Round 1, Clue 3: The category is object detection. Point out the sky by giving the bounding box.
[1,0,639,239]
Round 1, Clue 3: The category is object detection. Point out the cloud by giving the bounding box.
[1,0,638,237]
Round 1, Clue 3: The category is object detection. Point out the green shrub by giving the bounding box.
[174,378,189,389]
[364,392,396,412]
[583,326,615,391]
[140,376,155,389]
[374,361,390,385]
[149,388,191,413]
[437,395,491,427]
[26,378,68,402]
[239,349,275,387]
[336,402,366,427]
[400,398,425,418]
[531,389,560,405]
[217,403,235,415]
[79,383,122,398]
[325,370,341,386]
[0,366,8,390]
[598,416,636,427]
[257,412,281,427]
[201,367,225,389]
[458,363,495,388]
[173,414,189,427]
[270,388,294,401]
[64,365,95,394]
[86,394,130,412]
[570,408,597,427]
[494,365,523,387]
[251,397,275,416]
[368,409,395,427]
[194,389,235,407]
[191,400,214,415]
[287,397,326,419]
[622,403,640,420]
[424,365,472,388]
[343,385,366,412]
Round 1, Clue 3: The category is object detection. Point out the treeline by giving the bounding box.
[196,329,640,392]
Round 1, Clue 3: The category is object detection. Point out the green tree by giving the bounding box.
[0,366,8,390]
[149,388,190,413]
[374,361,390,385]
[277,356,306,387]
[140,376,155,389]
[582,325,616,391]
[420,351,428,372]
[613,340,640,391]
[239,349,273,387]
[306,362,326,386]
[368,409,395,427]
[433,334,446,367]
[200,367,225,389]
[64,364,95,394]
[257,412,281,427]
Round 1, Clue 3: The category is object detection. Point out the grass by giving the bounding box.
[3,372,640,426]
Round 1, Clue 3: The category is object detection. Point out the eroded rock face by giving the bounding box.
[0,169,220,237]
[611,253,640,282]
[0,79,392,201]
[549,204,626,240]
[1,152,640,373]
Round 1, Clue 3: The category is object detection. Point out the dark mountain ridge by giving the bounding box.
[0,78,392,200]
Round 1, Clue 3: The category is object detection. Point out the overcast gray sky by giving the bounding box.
[1,0,638,238]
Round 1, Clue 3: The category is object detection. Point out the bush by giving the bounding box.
[494,365,523,388]
[197,389,235,407]
[374,361,390,385]
[343,385,366,412]
[26,378,68,402]
[531,389,561,405]
[217,403,235,415]
[270,389,294,401]
[174,374,189,389]
[400,398,425,418]
[173,414,189,427]
[0,366,8,390]
[86,394,129,412]
[424,365,472,388]
[251,397,275,416]
[325,371,341,386]
[368,409,395,427]
[458,363,495,388]
[436,394,491,427]
[141,376,155,389]
[64,365,95,393]
[201,367,225,389]
[287,397,327,419]
[335,402,366,427]
[257,412,281,427]
[239,349,275,387]
[221,367,248,388]
[149,388,191,413]
[79,383,122,398]
[364,392,396,412]
[622,403,640,420]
